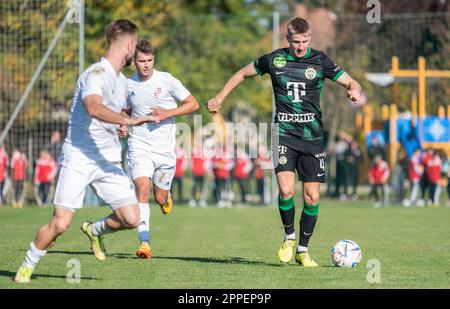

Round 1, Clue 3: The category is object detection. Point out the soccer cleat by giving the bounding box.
[295,251,318,267]
[81,222,106,261]
[160,193,173,215]
[277,239,296,264]
[136,243,153,259]
[14,266,33,283]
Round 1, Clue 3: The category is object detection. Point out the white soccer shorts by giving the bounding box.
[127,149,176,191]
[53,159,137,211]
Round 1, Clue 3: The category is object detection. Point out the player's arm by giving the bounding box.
[335,72,362,102]
[118,108,132,138]
[207,63,258,113]
[83,95,158,126]
[150,95,199,122]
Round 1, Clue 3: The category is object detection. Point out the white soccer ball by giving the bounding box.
[331,240,362,267]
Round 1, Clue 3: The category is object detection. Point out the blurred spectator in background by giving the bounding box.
[255,149,272,205]
[368,155,390,208]
[34,150,57,206]
[442,154,450,208]
[407,148,424,207]
[426,151,442,207]
[392,146,409,205]
[368,135,385,164]
[333,132,350,200]
[0,145,9,206]
[345,140,362,200]
[418,148,434,206]
[233,149,253,204]
[11,150,28,208]
[45,131,62,164]
[212,145,233,208]
[172,145,186,204]
[189,146,208,208]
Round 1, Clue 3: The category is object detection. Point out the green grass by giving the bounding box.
[0,201,449,288]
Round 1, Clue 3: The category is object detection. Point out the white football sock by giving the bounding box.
[297,245,308,253]
[138,203,150,243]
[22,241,47,269]
[90,216,113,236]
[285,232,296,240]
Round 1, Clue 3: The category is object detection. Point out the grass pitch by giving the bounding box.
[0,201,449,289]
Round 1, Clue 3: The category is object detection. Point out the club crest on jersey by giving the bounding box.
[153,87,162,98]
[273,56,286,68]
[305,67,316,80]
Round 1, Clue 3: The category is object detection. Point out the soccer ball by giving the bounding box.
[331,240,362,267]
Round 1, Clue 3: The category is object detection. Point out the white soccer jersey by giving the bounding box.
[62,57,128,163]
[126,69,190,154]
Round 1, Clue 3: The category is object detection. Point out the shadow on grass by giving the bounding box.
[46,250,94,255]
[36,250,327,268]
[153,256,281,267]
[20,249,94,256]
[80,251,282,267]
[0,270,99,281]
[22,250,339,269]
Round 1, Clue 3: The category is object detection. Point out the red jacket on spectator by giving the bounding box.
[174,146,185,178]
[191,148,207,177]
[368,160,390,185]
[426,155,442,184]
[255,153,271,180]
[233,154,253,180]
[409,152,423,182]
[0,149,8,182]
[212,151,233,180]
[421,151,434,174]
[35,157,57,183]
[11,155,27,181]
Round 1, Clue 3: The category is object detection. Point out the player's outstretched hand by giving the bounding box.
[117,125,127,138]
[149,106,170,123]
[129,115,160,126]
[207,97,221,114]
[347,89,360,102]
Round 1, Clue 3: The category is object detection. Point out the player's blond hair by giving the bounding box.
[287,17,310,36]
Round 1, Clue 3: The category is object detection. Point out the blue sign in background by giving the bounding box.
[421,117,450,143]
[378,116,449,159]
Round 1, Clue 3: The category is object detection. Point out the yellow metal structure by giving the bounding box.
[389,56,450,157]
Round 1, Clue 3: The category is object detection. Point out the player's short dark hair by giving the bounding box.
[105,19,138,45]
[135,40,154,56]
[287,17,310,36]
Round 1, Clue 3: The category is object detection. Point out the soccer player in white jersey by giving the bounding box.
[14,20,157,283]
[119,40,199,259]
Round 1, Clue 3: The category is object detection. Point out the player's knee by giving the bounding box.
[279,186,294,200]
[122,215,140,229]
[304,192,320,205]
[51,219,70,235]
